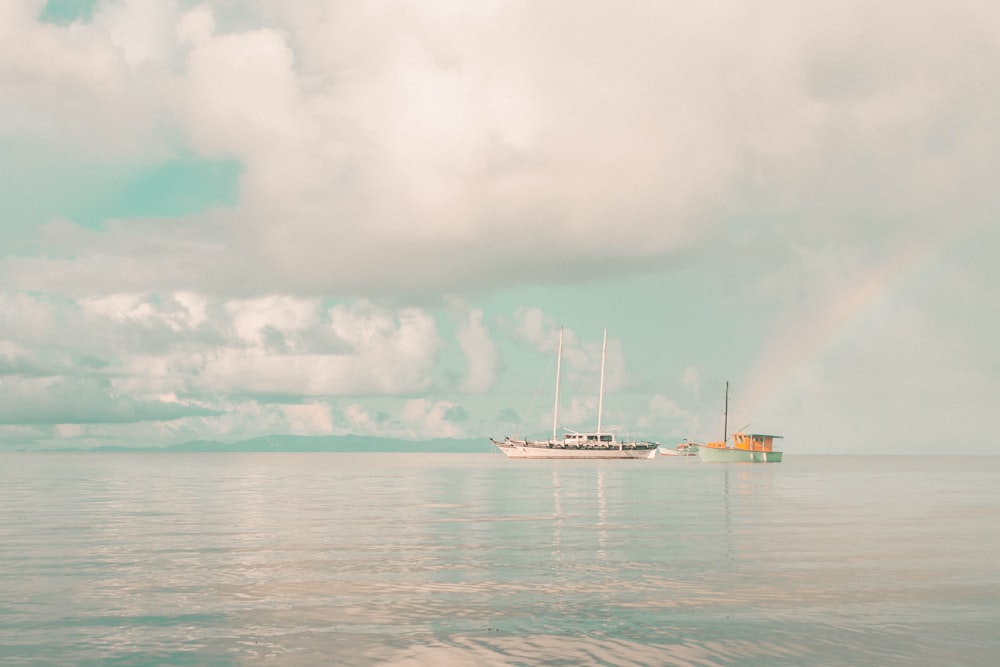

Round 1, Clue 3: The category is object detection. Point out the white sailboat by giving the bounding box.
[491,329,658,459]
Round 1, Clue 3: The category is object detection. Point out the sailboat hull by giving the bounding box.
[492,440,658,460]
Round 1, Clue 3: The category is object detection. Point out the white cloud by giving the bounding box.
[557,396,597,434]
[512,308,587,360]
[175,5,214,47]
[185,300,440,396]
[0,2,163,157]
[176,17,309,160]
[82,293,158,325]
[173,291,209,328]
[642,394,701,440]
[457,308,497,392]
[23,0,1000,294]
[681,367,701,396]
[509,309,627,402]
[225,296,318,347]
[0,375,217,425]
[401,398,463,439]
[513,307,558,350]
[326,302,440,391]
[55,423,83,438]
[0,292,441,421]
[343,402,375,433]
[93,0,180,68]
[282,402,333,435]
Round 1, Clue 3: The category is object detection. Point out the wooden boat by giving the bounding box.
[694,433,784,463]
[692,382,783,463]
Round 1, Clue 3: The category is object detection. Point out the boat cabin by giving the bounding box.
[703,433,782,450]
[732,433,782,452]
[563,432,616,445]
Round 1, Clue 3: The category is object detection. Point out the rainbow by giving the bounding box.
[740,235,937,416]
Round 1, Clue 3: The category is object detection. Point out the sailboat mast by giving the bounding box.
[723,381,729,444]
[552,328,563,441]
[597,328,607,434]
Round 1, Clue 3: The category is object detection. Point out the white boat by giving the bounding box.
[659,442,697,457]
[692,382,783,463]
[491,329,658,460]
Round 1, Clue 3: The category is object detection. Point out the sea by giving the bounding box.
[1,452,998,666]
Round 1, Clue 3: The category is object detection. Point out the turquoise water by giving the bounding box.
[2,453,998,666]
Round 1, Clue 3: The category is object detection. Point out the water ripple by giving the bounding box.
[1,453,998,666]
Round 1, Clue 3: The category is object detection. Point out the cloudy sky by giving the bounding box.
[1,0,997,452]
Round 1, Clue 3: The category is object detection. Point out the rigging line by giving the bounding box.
[515,348,558,439]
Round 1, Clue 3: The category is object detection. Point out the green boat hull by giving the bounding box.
[695,446,783,463]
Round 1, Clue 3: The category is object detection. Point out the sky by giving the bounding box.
[1,0,998,453]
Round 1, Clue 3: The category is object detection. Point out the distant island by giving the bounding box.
[82,434,492,453]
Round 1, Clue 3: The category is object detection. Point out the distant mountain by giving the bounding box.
[160,434,491,453]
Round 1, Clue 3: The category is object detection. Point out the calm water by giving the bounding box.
[1,453,998,666]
